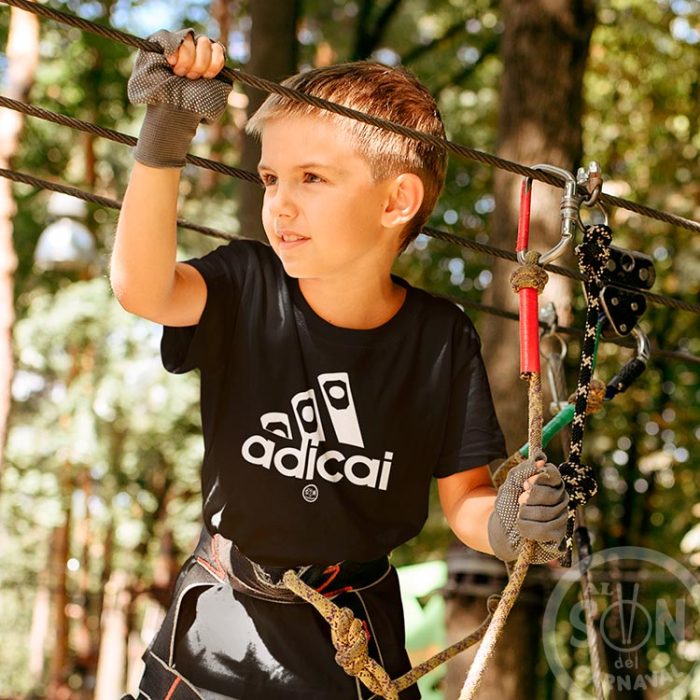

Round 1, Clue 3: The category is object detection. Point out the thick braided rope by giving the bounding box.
[282,570,495,698]
[2,0,700,235]
[459,382,546,699]
[459,254,550,699]
[458,546,536,698]
[557,224,612,566]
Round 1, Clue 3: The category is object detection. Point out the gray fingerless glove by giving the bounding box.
[128,28,232,168]
[488,457,569,563]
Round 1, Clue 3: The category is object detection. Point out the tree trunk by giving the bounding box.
[481,0,596,452]
[28,571,51,683]
[447,3,596,698]
[352,0,405,60]
[0,4,40,482]
[47,498,72,700]
[74,471,97,684]
[237,0,299,241]
[201,0,232,192]
[94,570,130,700]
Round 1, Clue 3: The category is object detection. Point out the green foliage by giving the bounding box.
[1,278,202,692]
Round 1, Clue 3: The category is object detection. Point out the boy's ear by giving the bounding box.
[381,173,424,229]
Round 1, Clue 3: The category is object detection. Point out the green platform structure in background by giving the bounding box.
[397,560,449,700]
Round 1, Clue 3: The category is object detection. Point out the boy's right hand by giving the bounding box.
[128,29,231,169]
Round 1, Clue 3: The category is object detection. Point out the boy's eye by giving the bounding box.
[261,174,277,187]
[303,172,323,183]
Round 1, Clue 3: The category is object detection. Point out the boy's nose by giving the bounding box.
[268,184,297,219]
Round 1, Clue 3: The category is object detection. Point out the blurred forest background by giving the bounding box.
[0,0,698,698]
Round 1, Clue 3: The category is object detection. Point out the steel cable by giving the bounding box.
[3,164,697,364]
[0,95,261,184]
[2,0,700,235]
[0,167,234,240]
[2,94,698,315]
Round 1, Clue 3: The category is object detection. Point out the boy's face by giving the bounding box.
[258,115,398,281]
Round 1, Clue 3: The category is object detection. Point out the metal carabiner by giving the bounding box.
[517,164,580,266]
[539,303,570,416]
[605,326,651,401]
[632,325,651,364]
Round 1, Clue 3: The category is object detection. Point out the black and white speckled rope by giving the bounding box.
[557,224,613,567]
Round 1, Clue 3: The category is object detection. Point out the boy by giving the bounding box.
[112,29,569,700]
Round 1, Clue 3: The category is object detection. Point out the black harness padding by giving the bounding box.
[130,528,393,699]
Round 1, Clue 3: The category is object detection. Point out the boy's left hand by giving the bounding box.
[488,456,569,563]
[516,461,569,542]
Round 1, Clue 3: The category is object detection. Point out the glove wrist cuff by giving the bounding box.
[134,103,201,169]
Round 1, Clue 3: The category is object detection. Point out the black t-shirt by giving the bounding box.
[162,240,505,567]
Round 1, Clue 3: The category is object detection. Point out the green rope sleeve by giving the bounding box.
[519,321,603,458]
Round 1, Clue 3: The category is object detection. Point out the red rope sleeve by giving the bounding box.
[519,287,540,373]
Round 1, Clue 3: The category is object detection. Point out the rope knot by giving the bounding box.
[330,606,399,699]
[568,378,606,415]
[331,607,369,675]
[575,224,613,283]
[510,257,549,295]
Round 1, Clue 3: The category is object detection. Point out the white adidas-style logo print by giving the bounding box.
[241,372,393,499]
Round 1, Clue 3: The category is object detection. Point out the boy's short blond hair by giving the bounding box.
[245,61,447,250]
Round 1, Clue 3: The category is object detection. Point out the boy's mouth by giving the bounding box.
[277,230,309,249]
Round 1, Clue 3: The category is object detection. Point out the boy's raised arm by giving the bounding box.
[110,29,231,327]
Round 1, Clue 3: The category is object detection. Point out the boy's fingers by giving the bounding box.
[523,482,567,507]
[518,505,568,541]
[203,42,226,79]
[173,34,196,76]
[521,473,540,492]
[187,36,213,79]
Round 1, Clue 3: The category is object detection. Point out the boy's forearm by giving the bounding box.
[447,485,497,554]
[111,162,181,319]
